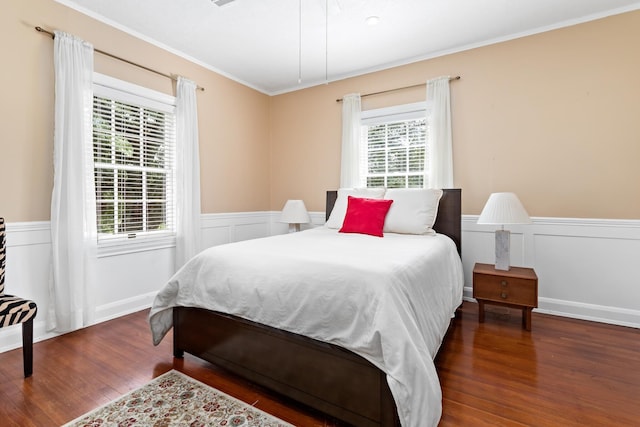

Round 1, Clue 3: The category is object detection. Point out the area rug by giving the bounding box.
[62,370,294,427]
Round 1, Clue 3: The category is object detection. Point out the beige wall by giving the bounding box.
[1,0,271,222]
[270,11,640,219]
[3,2,639,222]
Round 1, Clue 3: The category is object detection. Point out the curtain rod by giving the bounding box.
[35,26,205,92]
[335,76,460,103]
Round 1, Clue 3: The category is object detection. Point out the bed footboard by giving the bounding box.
[173,306,400,427]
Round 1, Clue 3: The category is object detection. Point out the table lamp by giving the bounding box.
[280,199,310,232]
[477,192,531,271]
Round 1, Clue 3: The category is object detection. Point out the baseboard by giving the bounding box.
[0,292,158,353]
[463,287,640,329]
[94,291,157,323]
[536,297,640,329]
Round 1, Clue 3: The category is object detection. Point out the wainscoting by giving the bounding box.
[1,212,638,352]
[462,216,640,328]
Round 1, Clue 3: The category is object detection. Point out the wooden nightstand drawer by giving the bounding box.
[473,274,537,307]
[473,263,538,331]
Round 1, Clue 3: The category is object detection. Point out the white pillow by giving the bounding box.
[383,188,443,235]
[326,187,386,229]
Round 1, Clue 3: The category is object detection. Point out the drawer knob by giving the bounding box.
[501,280,508,287]
[501,292,508,299]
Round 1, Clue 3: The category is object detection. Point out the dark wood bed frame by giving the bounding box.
[173,189,461,427]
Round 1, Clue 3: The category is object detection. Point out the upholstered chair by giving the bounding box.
[0,218,38,377]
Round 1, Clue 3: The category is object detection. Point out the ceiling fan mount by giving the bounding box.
[211,0,235,6]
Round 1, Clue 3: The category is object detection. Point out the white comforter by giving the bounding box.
[149,227,463,427]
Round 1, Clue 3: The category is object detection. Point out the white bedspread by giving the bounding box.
[149,227,463,427]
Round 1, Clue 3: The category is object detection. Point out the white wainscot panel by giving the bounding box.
[95,246,175,322]
[462,216,640,328]
[534,234,640,308]
[235,222,270,242]
[1,222,53,353]
[201,212,272,249]
[270,212,326,236]
[202,226,231,248]
[532,230,640,326]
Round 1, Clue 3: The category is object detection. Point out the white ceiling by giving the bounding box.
[57,0,640,95]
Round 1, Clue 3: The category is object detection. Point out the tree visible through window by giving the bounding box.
[92,95,175,239]
[362,111,429,189]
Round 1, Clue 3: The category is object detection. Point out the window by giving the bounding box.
[92,74,176,243]
[360,102,430,188]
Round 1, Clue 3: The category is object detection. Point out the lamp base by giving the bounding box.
[288,223,301,233]
[495,229,510,271]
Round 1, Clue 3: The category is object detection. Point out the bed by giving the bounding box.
[149,188,463,427]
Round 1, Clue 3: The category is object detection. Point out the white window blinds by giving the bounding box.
[361,102,430,188]
[92,74,176,241]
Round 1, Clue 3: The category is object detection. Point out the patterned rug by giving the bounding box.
[62,370,294,427]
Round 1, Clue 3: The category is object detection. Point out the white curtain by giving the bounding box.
[340,93,362,188]
[175,77,202,269]
[48,31,97,332]
[426,76,454,189]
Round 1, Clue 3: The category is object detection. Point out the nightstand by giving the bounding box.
[473,263,538,331]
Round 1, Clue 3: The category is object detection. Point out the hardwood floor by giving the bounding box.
[0,303,638,426]
[437,304,640,426]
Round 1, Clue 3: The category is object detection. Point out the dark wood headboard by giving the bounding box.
[325,189,462,255]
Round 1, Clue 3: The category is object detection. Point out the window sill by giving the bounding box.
[98,234,176,258]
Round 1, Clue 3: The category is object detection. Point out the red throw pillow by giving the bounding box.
[339,196,394,237]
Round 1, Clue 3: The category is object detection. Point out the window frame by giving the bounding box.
[360,101,431,189]
[92,73,177,256]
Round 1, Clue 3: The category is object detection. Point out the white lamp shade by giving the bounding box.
[477,192,532,225]
[280,199,310,224]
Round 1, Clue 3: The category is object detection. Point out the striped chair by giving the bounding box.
[0,218,37,377]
